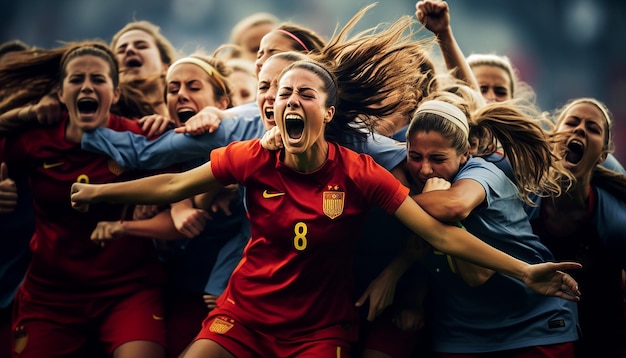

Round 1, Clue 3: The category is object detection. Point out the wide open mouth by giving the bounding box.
[285,114,304,139]
[177,109,196,123]
[124,58,142,68]
[565,139,584,164]
[77,98,98,113]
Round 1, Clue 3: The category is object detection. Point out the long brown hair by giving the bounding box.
[310,3,432,141]
[0,40,162,119]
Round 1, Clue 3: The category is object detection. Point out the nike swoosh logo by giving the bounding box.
[43,161,64,169]
[262,190,285,199]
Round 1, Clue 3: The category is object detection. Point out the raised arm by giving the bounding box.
[415,0,479,90]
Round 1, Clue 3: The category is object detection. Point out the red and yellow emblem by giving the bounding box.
[107,158,125,176]
[323,186,344,219]
[209,316,235,334]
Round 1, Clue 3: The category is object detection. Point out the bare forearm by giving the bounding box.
[90,174,186,204]
[121,210,186,240]
[93,163,219,205]
[411,192,468,222]
[380,250,419,286]
[0,106,37,136]
[436,29,479,90]
[395,197,527,281]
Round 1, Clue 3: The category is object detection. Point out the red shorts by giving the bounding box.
[357,309,420,358]
[12,285,166,357]
[436,342,575,358]
[163,290,209,357]
[1,303,12,358]
[193,313,351,358]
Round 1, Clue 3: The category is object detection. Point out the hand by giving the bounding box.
[70,182,93,212]
[415,0,451,36]
[0,162,17,214]
[170,202,211,238]
[174,106,224,135]
[260,126,283,150]
[393,306,425,331]
[31,93,62,126]
[139,114,174,137]
[132,205,161,220]
[355,274,398,322]
[522,262,582,301]
[203,294,219,310]
[422,177,451,193]
[90,220,125,247]
[207,185,240,216]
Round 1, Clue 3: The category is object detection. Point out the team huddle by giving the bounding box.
[0,1,625,357]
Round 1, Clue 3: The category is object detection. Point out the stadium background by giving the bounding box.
[2,0,624,162]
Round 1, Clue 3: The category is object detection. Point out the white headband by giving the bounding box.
[415,100,469,138]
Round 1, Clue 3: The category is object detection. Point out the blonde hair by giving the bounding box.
[467,53,536,104]
[168,52,233,108]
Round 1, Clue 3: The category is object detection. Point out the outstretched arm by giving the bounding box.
[394,197,581,300]
[70,160,223,209]
[81,128,221,170]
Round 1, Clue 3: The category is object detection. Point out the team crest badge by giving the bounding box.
[209,316,234,334]
[107,159,125,176]
[323,187,344,219]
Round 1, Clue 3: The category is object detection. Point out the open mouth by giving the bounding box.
[77,98,98,114]
[177,109,196,123]
[124,58,142,68]
[285,114,304,139]
[565,139,584,164]
[264,108,274,121]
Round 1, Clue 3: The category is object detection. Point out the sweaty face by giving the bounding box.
[555,102,608,179]
[166,63,225,124]
[257,57,293,130]
[114,29,166,79]
[406,131,467,191]
[274,67,332,155]
[472,65,512,103]
[58,54,120,135]
[255,31,300,76]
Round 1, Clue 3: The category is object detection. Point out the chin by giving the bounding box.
[77,116,107,130]
[284,143,306,154]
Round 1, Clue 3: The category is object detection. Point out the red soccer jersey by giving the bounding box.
[0,113,164,299]
[209,139,408,341]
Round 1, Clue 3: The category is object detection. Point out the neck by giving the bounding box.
[65,125,83,143]
[154,102,169,117]
[552,174,591,210]
[65,115,110,143]
[283,140,329,172]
